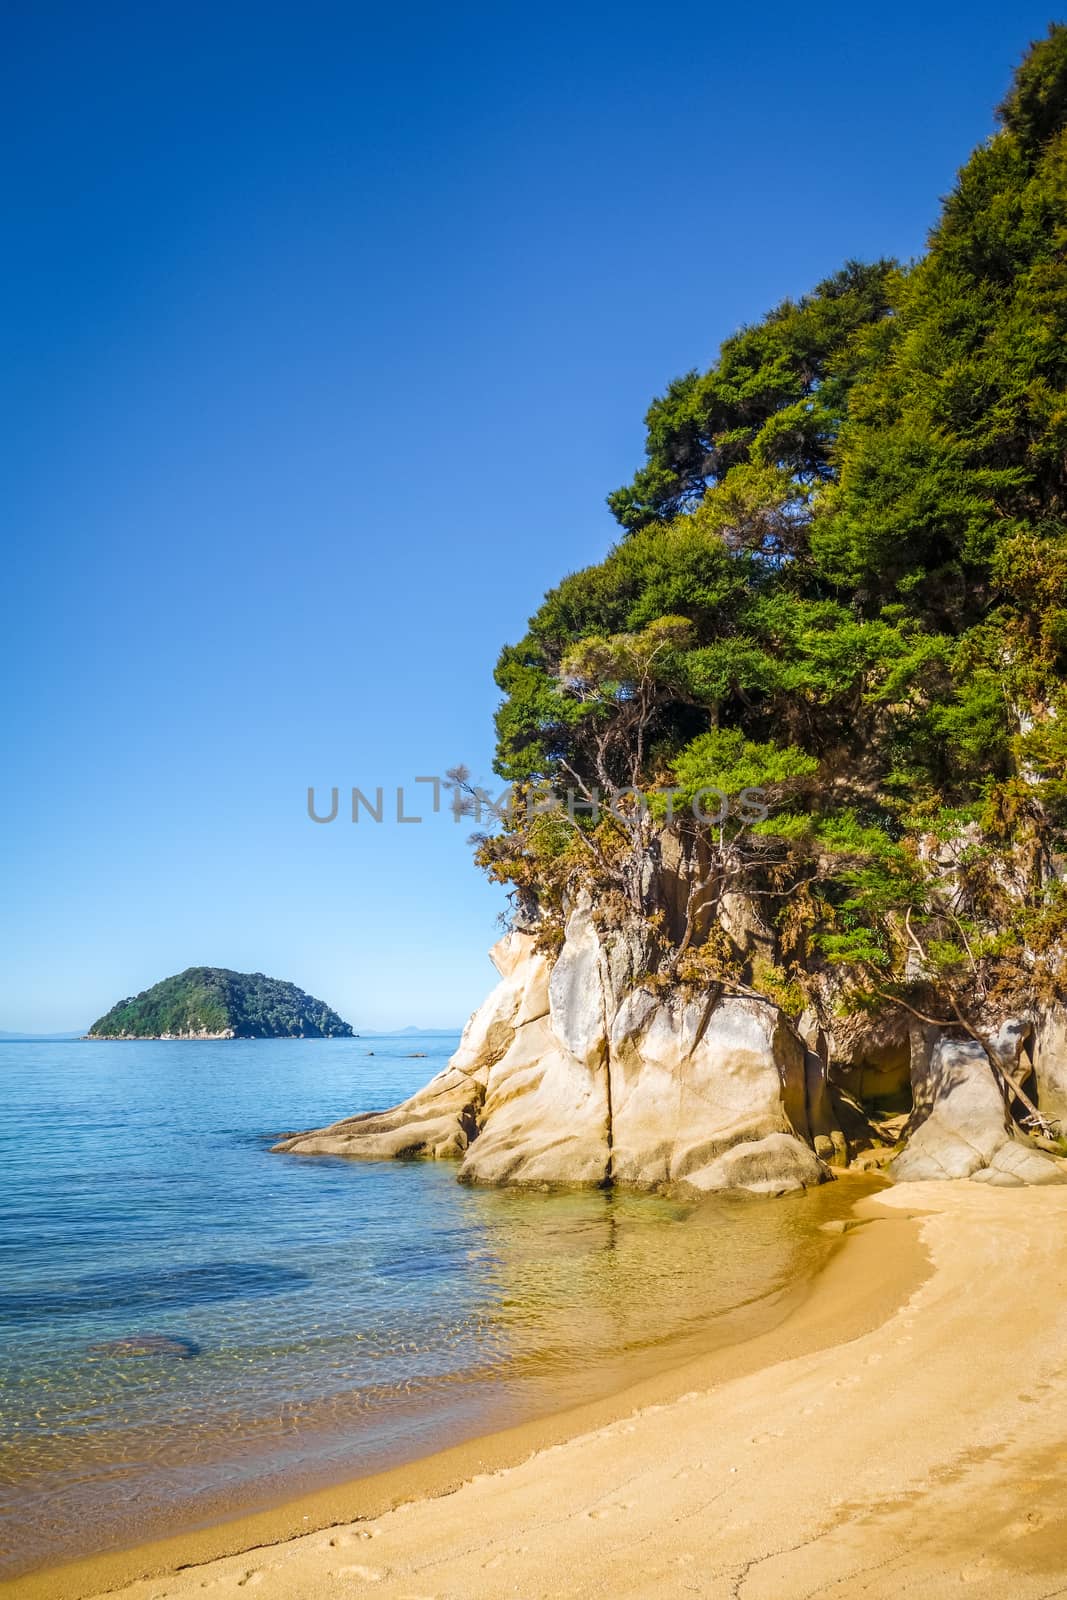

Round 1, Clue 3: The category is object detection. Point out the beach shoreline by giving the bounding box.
[3,1180,933,1600]
[14,1180,1067,1599]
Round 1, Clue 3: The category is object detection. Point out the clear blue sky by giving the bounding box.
[1,2,1057,1032]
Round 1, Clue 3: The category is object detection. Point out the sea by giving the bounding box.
[0,1033,860,1575]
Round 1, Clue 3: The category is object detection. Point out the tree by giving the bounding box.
[606,260,897,533]
[480,28,1067,1133]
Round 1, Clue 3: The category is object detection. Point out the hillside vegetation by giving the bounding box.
[88,968,354,1039]
[478,27,1067,1050]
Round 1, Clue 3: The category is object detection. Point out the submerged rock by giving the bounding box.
[87,1334,200,1359]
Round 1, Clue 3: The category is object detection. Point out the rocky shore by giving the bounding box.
[275,900,1067,1194]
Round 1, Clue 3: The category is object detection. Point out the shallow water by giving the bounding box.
[0,1035,858,1574]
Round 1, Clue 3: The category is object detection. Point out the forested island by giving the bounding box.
[281,29,1067,1193]
[88,968,354,1039]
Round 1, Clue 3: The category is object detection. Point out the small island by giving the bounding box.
[87,967,355,1039]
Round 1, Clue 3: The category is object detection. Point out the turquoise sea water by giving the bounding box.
[0,1035,854,1575]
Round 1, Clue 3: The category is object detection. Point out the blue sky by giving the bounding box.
[1,2,1057,1031]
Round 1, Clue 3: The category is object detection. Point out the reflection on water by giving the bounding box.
[0,1036,862,1575]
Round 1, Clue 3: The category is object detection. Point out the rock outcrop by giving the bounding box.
[276,901,826,1195]
[1030,1005,1067,1126]
[606,989,822,1193]
[889,1022,1064,1187]
[276,901,1067,1195]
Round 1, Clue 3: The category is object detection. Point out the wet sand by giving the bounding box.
[4,1179,939,1600]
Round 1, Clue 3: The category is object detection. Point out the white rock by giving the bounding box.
[890,1035,1064,1185]
[274,936,547,1163]
[458,1016,611,1188]
[1030,1004,1067,1125]
[547,901,609,1071]
[609,992,815,1188]
[278,918,827,1194]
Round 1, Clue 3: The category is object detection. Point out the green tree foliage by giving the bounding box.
[88,968,355,1038]
[606,260,897,533]
[482,27,1067,1038]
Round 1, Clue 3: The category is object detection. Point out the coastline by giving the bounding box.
[4,1181,931,1600]
[16,1181,1067,1599]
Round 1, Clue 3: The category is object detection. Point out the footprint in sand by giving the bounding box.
[236,1573,263,1588]
[1002,1510,1049,1538]
[586,1502,633,1520]
[335,1564,387,1582]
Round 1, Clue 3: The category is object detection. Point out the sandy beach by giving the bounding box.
[9,1179,1067,1600]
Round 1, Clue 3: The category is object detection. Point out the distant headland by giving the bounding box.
[87,967,355,1039]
